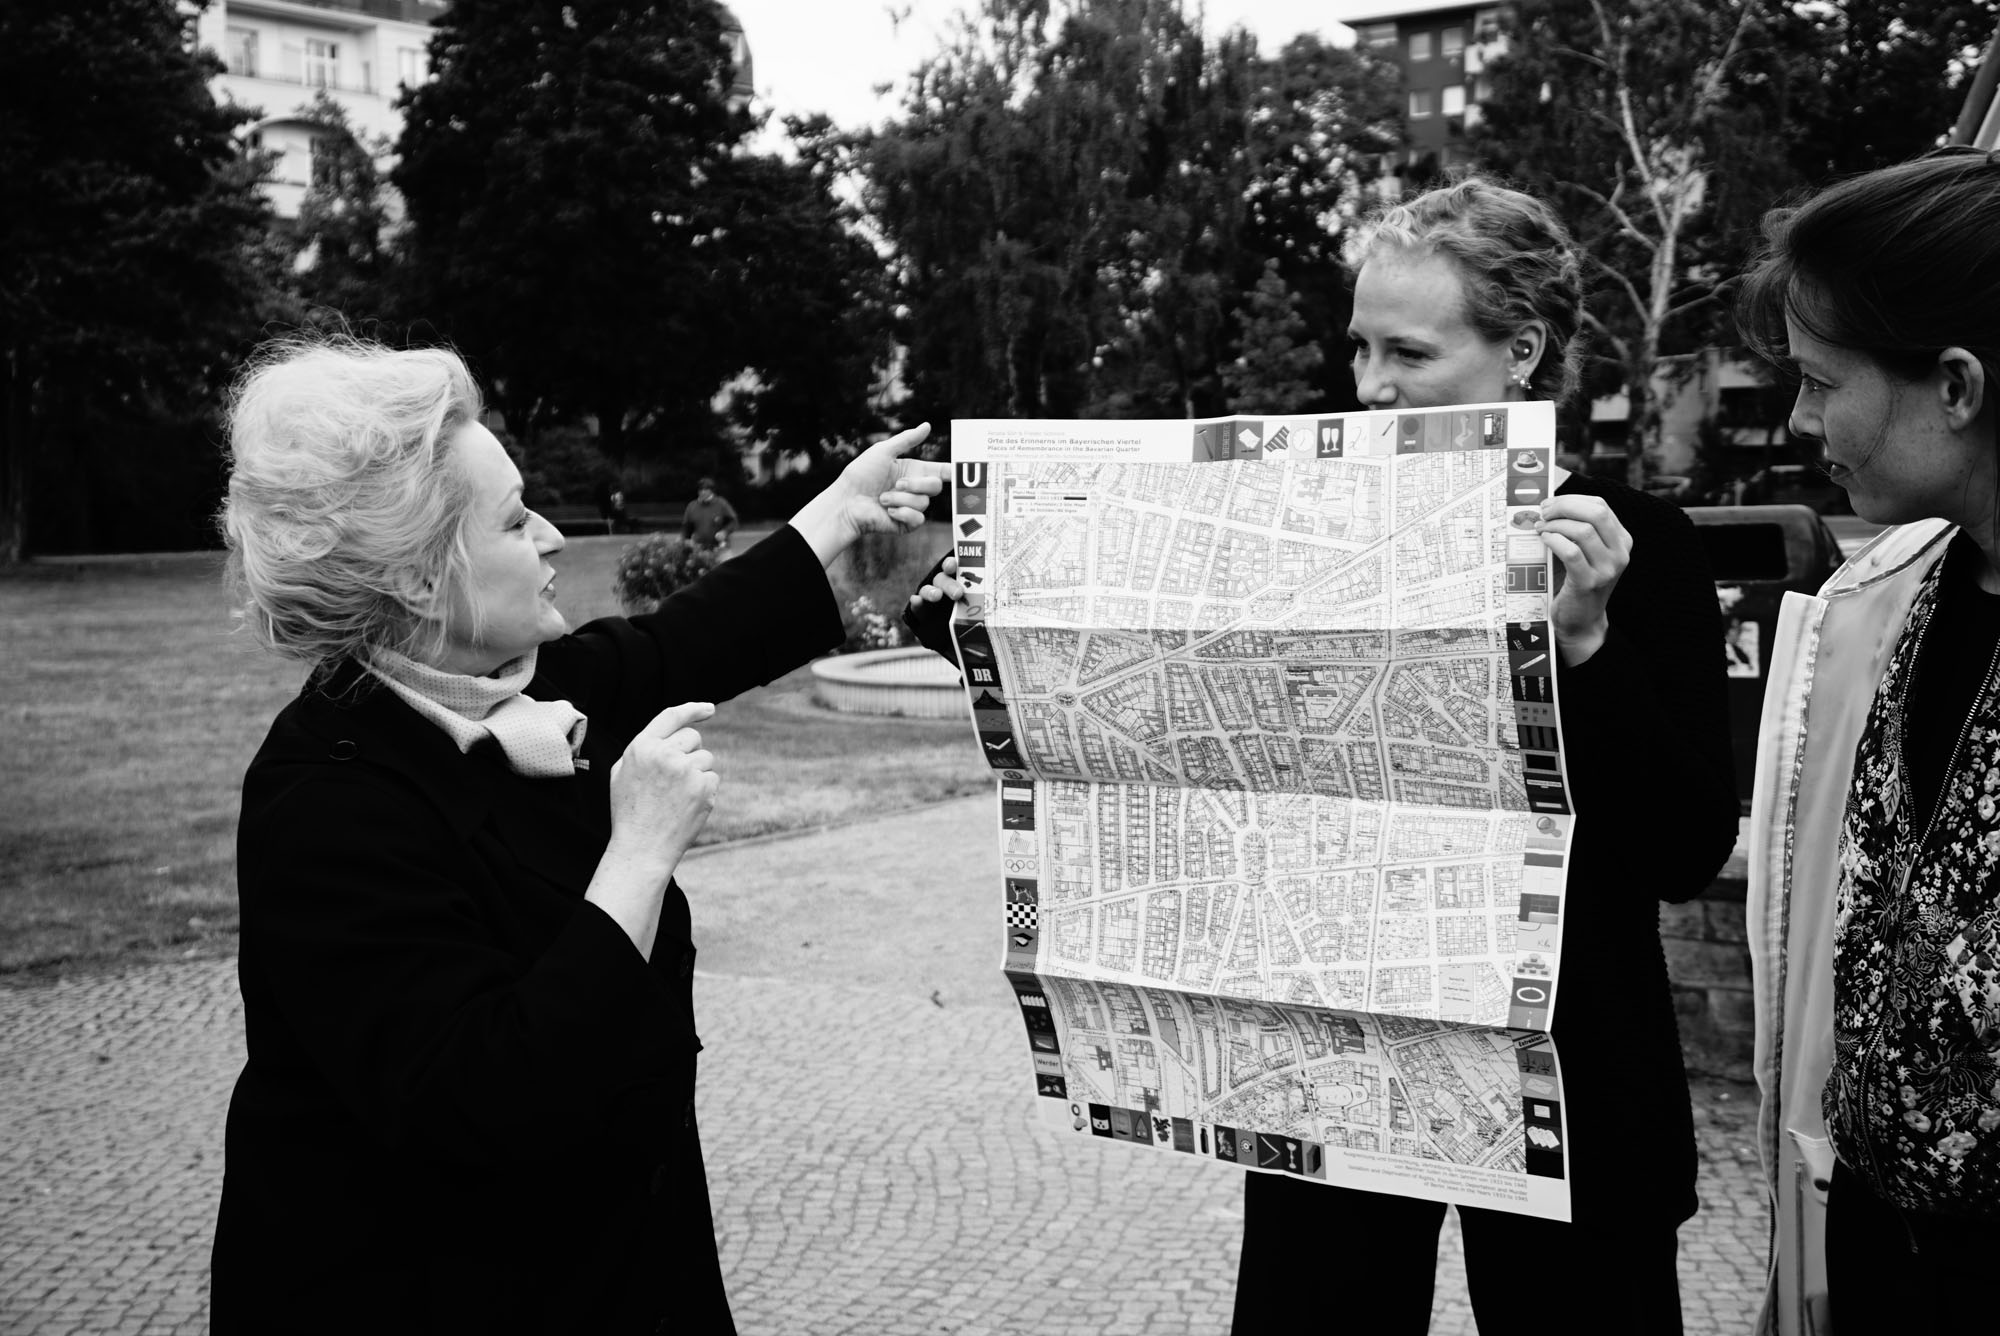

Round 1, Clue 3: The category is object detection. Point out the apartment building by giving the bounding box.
[1341,1,1507,172]
[194,0,444,216]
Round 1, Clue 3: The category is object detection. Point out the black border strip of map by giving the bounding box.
[955,463,1065,1098]
[1502,419,1570,1181]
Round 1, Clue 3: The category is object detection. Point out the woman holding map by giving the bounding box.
[907,176,1738,1334]
[1739,148,2000,1334]
[1234,178,1736,1336]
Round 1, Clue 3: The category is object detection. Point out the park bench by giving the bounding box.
[535,502,689,537]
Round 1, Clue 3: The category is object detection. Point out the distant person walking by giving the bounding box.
[1742,146,2000,1336]
[210,335,942,1333]
[682,477,738,553]
[595,477,631,535]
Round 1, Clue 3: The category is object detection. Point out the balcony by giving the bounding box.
[223,63,381,98]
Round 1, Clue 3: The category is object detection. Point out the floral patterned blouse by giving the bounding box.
[1825,550,2000,1217]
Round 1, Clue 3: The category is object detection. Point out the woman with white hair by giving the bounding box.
[209,337,942,1333]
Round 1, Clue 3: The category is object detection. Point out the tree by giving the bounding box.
[1222,259,1323,413]
[1239,35,1402,409]
[0,0,274,560]
[277,93,405,335]
[1474,0,1797,484]
[718,116,896,470]
[1783,1,2000,182]
[861,0,1400,429]
[394,0,889,467]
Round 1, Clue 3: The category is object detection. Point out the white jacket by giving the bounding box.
[1748,518,1953,1335]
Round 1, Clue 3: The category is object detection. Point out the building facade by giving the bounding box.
[194,0,445,217]
[1341,1,1506,172]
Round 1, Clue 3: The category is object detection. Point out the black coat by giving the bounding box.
[211,528,842,1334]
[1542,473,1739,1225]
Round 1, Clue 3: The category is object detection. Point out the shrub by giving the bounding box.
[841,593,909,653]
[613,534,719,615]
[827,523,953,654]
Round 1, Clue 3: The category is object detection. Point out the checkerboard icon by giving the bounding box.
[1005,902,1039,930]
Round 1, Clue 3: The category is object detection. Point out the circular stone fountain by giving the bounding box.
[810,647,965,718]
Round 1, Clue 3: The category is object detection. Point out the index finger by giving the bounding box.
[640,701,715,738]
[868,422,932,461]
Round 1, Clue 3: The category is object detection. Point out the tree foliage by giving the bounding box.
[393,0,891,466]
[275,93,405,335]
[719,116,896,469]
[1222,259,1323,413]
[0,0,274,559]
[861,0,1400,430]
[1474,0,2000,481]
[1474,0,1798,480]
[1782,0,2000,181]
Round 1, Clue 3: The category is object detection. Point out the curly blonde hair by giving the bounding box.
[220,338,485,673]
[1346,175,1586,405]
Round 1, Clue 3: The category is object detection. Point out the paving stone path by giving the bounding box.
[1,796,1770,1334]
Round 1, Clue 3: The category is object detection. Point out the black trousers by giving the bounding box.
[1827,1161,2000,1331]
[1232,1173,1683,1335]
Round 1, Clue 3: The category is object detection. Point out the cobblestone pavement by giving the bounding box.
[1,795,1771,1334]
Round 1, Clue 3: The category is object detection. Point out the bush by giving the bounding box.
[613,534,720,615]
[827,523,953,653]
[840,593,909,652]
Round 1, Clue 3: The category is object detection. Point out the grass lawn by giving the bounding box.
[0,522,986,974]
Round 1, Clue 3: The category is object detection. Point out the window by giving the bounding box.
[226,27,258,77]
[397,46,424,87]
[1357,23,1398,49]
[304,37,338,89]
[1409,89,1435,118]
[1442,27,1465,58]
[1442,85,1466,116]
[1409,31,1434,62]
[1474,73,1494,102]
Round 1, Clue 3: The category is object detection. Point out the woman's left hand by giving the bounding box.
[791,423,950,567]
[1536,494,1630,666]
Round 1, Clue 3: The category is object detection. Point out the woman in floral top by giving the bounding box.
[1741,147,2000,1334]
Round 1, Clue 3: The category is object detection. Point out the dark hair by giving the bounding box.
[1738,146,2000,387]
[697,476,717,490]
[1348,173,1586,405]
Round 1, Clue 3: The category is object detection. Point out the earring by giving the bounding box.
[1512,369,1533,388]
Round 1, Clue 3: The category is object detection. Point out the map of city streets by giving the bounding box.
[952,403,1577,1220]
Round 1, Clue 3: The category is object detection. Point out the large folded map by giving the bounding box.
[950,402,1577,1220]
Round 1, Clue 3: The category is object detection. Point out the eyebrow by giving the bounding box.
[1348,327,1439,351]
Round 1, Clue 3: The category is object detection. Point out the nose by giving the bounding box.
[1353,350,1396,407]
[533,511,565,555]
[1786,384,1819,443]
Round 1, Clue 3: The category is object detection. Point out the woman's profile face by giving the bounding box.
[431,422,569,676]
[1783,310,1995,529]
[1349,245,1526,410]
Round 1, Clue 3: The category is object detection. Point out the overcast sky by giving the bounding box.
[724,1,1374,141]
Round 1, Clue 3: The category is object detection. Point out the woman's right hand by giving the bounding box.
[606,701,719,877]
[907,553,966,612]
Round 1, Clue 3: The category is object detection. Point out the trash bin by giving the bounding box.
[1687,504,1846,809]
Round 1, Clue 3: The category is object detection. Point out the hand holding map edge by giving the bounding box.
[1537,493,1631,667]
